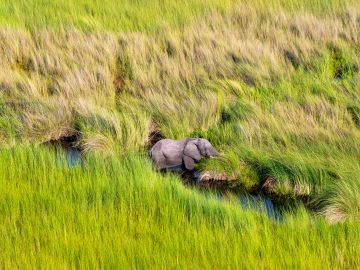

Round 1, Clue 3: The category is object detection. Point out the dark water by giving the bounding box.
[54,147,82,167]
[46,135,82,167]
[65,148,82,166]
[237,193,282,220]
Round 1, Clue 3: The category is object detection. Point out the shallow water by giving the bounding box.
[53,147,82,167]
[237,193,282,220]
[65,148,82,166]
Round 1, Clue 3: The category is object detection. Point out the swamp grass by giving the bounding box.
[0,0,359,267]
[0,146,359,269]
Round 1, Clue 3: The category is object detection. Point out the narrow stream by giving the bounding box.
[59,148,282,220]
[176,167,282,220]
[196,186,282,221]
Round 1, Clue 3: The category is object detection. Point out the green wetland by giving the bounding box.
[0,0,359,269]
[1,147,359,269]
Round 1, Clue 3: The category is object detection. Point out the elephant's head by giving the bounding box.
[182,138,218,170]
[196,138,219,157]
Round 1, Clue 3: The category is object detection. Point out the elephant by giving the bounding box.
[149,138,219,171]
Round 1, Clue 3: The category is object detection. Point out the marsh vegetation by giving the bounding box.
[0,0,360,268]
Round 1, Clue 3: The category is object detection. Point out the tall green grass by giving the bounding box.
[0,146,359,269]
[0,0,359,32]
[199,61,360,219]
[0,0,232,32]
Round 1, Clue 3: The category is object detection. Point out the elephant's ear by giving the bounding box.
[183,155,195,170]
[183,140,201,160]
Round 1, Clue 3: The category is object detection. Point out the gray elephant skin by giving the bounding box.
[150,138,218,171]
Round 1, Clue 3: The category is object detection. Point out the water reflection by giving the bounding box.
[65,148,82,166]
[53,147,82,167]
[237,193,282,220]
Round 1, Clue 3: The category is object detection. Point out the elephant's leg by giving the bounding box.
[153,152,167,170]
[183,155,195,170]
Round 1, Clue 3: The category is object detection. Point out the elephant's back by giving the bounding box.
[150,139,187,154]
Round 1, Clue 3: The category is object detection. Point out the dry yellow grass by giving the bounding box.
[1,5,359,149]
